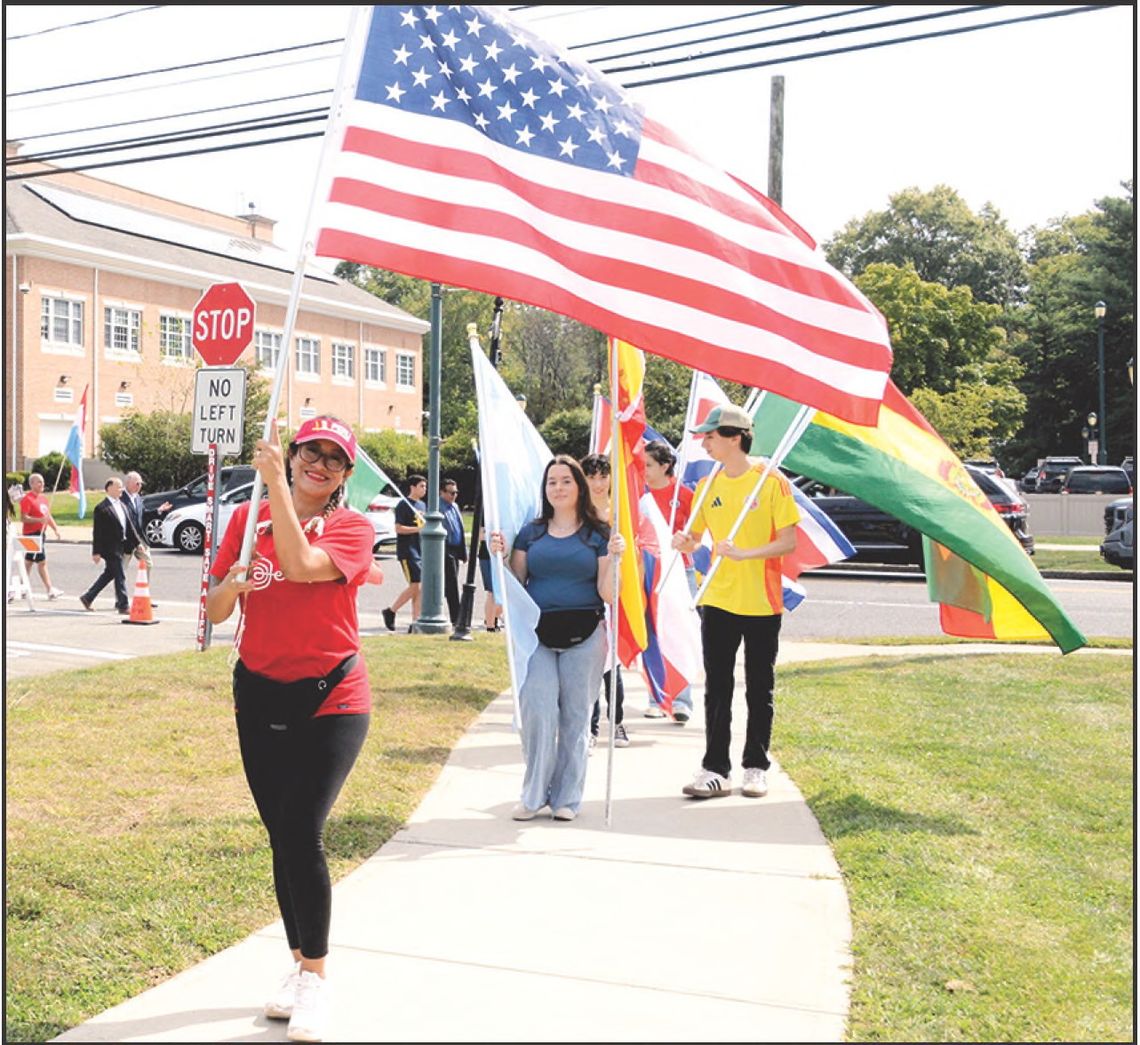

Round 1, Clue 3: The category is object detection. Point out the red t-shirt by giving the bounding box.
[649,481,692,534]
[20,491,49,536]
[210,501,374,716]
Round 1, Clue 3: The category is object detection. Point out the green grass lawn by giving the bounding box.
[5,642,1133,1042]
[779,652,1133,1041]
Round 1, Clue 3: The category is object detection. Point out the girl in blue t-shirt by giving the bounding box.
[489,454,625,822]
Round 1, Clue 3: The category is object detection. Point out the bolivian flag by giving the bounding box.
[751,382,1086,654]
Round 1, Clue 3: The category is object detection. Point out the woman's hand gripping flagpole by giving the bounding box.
[689,403,815,608]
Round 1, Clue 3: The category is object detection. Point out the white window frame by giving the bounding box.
[331,341,355,381]
[159,314,193,361]
[295,335,320,378]
[40,295,84,351]
[103,304,142,357]
[364,346,386,385]
[395,351,416,390]
[255,329,282,371]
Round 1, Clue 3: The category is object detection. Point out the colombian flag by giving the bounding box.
[751,382,1086,654]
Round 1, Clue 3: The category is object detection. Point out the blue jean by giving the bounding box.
[517,625,605,814]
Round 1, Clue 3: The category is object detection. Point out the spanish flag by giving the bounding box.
[751,382,1086,654]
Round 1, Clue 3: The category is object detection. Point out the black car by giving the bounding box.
[1100,505,1134,570]
[142,465,256,545]
[1105,496,1133,535]
[1059,466,1133,496]
[1034,456,1084,493]
[795,464,1034,566]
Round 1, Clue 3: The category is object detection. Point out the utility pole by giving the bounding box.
[768,75,784,206]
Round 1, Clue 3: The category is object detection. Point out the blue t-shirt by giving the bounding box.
[514,519,607,612]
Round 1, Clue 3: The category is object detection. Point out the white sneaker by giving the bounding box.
[741,767,769,798]
[287,971,330,1042]
[644,705,666,718]
[48,587,64,601]
[264,961,301,1019]
[511,803,539,821]
[682,769,731,798]
[552,807,577,821]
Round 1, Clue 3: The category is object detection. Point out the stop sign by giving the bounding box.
[192,282,256,366]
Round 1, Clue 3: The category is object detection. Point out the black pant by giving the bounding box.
[236,704,369,959]
[591,666,624,734]
[443,548,464,624]
[84,551,128,610]
[700,605,781,778]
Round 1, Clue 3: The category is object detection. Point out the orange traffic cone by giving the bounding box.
[123,561,157,625]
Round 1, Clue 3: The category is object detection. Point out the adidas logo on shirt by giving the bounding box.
[711,496,723,508]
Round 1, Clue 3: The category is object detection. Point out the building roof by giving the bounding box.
[5,176,428,334]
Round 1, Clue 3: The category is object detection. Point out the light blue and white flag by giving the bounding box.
[471,336,552,721]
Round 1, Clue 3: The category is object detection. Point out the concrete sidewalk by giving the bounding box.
[54,654,855,1043]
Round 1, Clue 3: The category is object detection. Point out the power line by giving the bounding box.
[616,4,1108,87]
[3,5,1115,181]
[587,5,890,64]
[598,4,994,74]
[4,6,164,42]
[566,6,801,51]
[8,37,343,97]
[6,132,327,182]
[11,90,333,144]
[6,110,329,167]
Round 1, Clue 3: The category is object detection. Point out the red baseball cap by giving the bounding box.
[293,416,357,464]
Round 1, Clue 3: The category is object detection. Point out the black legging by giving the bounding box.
[236,710,369,959]
[591,666,625,734]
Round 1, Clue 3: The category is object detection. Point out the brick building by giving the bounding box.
[4,144,429,473]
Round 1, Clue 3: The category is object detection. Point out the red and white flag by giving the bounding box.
[314,5,892,426]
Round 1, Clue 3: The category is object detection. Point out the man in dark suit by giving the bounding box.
[439,478,467,625]
[79,477,133,613]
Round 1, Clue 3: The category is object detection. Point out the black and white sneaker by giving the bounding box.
[682,769,731,798]
[614,723,631,748]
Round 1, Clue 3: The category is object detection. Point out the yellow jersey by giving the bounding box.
[690,462,800,616]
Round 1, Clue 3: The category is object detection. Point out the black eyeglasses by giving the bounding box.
[297,443,349,472]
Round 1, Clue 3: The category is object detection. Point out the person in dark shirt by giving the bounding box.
[382,475,427,632]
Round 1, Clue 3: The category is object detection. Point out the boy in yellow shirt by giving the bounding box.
[671,405,799,799]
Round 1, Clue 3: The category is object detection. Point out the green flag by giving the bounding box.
[345,446,397,512]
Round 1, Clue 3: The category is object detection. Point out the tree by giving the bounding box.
[538,407,592,459]
[825,185,1026,308]
[853,263,1008,395]
[1004,182,1135,471]
[98,411,197,490]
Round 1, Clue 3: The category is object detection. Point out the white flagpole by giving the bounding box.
[691,404,815,606]
[236,5,372,574]
[604,336,622,828]
[469,326,522,724]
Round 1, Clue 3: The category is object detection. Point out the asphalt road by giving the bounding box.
[5,540,1132,679]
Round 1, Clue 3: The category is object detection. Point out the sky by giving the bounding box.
[5,4,1135,269]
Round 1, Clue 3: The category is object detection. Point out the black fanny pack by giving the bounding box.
[233,653,359,730]
[535,608,604,650]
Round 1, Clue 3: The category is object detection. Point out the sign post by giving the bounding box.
[191,282,255,650]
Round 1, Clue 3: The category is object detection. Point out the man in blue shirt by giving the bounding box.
[439,479,467,625]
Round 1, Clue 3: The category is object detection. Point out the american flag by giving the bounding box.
[315,5,892,426]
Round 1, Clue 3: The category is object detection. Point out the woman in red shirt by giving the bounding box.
[207,415,374,1043]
